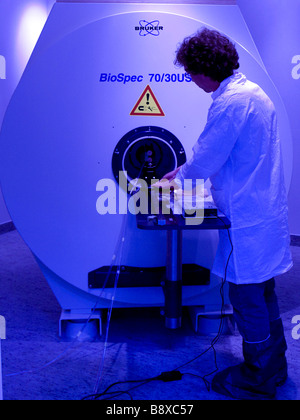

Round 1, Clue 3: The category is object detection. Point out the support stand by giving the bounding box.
[59,309,102,340]
[0,315,6,400]
[164,230,183,329]
[136,212,231,330]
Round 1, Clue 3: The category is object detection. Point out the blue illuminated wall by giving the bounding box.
[0,0,55,224]
[237,0,300,235]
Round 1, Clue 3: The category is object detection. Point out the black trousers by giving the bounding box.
[228,278,280,343]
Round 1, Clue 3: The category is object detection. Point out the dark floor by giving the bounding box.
[0,229,299,400]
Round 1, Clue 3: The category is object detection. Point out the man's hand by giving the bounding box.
[161,166,182,182]
[152,166,182,189]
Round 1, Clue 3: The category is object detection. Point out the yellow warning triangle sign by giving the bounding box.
[130,85,165,116]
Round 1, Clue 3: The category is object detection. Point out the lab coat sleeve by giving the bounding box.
[176,97,249,182]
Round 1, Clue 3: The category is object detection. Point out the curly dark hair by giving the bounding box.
[175,28,240,83]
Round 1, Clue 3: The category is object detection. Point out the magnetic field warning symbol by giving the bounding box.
[130,85,165,116]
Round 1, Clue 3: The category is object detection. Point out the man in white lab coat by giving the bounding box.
[164,28,293,400]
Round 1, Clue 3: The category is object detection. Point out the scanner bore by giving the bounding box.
[112,126,186,191]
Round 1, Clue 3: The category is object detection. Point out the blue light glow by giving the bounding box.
[16,3,48,72]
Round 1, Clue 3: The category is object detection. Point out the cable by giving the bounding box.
[84,165,146,399]
[90,164,149,397]
[92,219,127,396]
[82,371,184,401]
[200,215,233,387]
[81,215,234,400]
[169,216,232,379]
[82,377,157,401]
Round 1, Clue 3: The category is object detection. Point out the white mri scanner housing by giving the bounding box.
[0,2,292,319]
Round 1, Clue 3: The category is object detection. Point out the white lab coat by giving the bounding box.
[176,72,293,284]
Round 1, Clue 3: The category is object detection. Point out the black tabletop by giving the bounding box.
[136,213,231,231]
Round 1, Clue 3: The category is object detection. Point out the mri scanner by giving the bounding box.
[0,1,293,335]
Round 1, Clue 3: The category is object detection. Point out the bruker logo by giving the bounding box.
[135,20,163,37]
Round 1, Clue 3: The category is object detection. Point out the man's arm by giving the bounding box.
[176,98,249,183]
